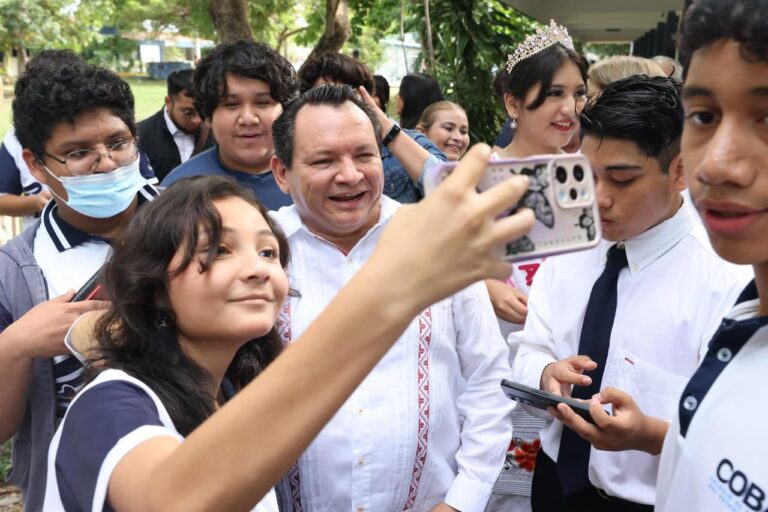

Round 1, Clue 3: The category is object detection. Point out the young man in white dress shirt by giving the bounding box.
[552,1,768,511]
[510,75,749,511]
[269,84,513,512]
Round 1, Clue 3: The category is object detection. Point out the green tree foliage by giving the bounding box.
[413,0,537,144]
[0,0,115,73]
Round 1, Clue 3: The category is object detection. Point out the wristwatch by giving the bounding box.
[382,124,402,147]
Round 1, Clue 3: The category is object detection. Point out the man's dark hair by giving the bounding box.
[297,53,374,94]
[495,44,587,111]
[192,39,299,120]
[272,84,382,170]
[580,75,683,173]
[373,75,390,112]
[167,68,194,97]
[679,0,768,77]
[398,73,444,129]
[13,51,136,158]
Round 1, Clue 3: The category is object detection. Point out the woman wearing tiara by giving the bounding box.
[484,20,588,512]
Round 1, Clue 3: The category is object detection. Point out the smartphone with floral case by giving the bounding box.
[424,154,601,262]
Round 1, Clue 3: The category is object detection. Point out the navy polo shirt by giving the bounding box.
[161,146,293,211]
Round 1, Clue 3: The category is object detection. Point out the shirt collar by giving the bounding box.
[272,195,400,242]
[163,107,194,140]
[163,107,180,137]
[42,183,159,253]
[726,279,761,321]
[614,200,693,274]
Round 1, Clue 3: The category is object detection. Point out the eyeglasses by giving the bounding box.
[43,139,139,176]
[179,108,200,119]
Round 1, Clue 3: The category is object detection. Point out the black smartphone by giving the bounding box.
[500,379,596,424]
[70,270,103,302]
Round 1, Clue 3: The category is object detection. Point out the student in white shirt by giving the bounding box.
[59,144,535,510]
[552,1,768,511]
[510,75,748,511]
[270,84,514,512]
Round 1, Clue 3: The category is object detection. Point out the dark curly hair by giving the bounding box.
[679,0,768,77]
[297,53,374,94]
[495,44,587,111]
[580,75,683,173]
[12,51,136,158]
[192,40,299,120]
[88,175,291,436]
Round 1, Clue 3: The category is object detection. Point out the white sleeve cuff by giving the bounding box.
[443,472,495,512]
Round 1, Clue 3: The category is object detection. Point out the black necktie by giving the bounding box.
[556,244,628,496]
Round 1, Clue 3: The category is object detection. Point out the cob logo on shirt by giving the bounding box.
[711,458,767,511]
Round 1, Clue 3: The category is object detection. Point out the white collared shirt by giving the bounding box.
[271,196,513,512]
[163,107,195,163]
[509,204,750,505]
[656,287,768,512]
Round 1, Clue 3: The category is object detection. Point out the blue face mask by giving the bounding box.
[44,157,146,218]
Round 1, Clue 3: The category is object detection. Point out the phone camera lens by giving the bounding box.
[573,165,584,182]
[556,166,568,184]
[569,188,578,200]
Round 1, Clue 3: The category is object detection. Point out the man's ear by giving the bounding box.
[668,153,687,192]
[271,155,291,194]
[23,148,51,186]
[164,95,172,109]
[503,92,521,119]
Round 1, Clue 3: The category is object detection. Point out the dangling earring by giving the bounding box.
[510,117,518,130]
[158,315,171,328]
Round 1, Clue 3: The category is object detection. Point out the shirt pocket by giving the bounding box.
[607,347,689,422]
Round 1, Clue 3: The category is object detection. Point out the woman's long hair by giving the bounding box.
[87,176,291,435]
[398,73,444,129]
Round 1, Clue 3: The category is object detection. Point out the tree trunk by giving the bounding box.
[15,45,28,77]
[209,0,253,44]
[307,0,351,60]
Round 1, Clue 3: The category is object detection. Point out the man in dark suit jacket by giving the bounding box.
[138,69,212,181]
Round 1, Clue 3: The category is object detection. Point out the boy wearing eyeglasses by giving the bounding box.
[0,52,158,511]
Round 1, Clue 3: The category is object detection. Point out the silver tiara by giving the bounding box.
[506,20,575,73]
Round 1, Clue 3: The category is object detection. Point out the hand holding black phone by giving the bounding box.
[500,379,596,424]
[70,270,103,302]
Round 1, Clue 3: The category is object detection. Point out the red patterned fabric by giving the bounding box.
[402,307,433,510]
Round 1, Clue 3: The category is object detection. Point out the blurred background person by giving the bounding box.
[396,72,444,129]
[138,69,213,182]
[588,56,665,94]
[416,100,470,161]
[297,52,374,93]
[372,74,390,113]
[652,54,684,82]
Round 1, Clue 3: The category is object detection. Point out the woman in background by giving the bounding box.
[416,100,470,161]
[588,55,665,93]
[396,72,444,129]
